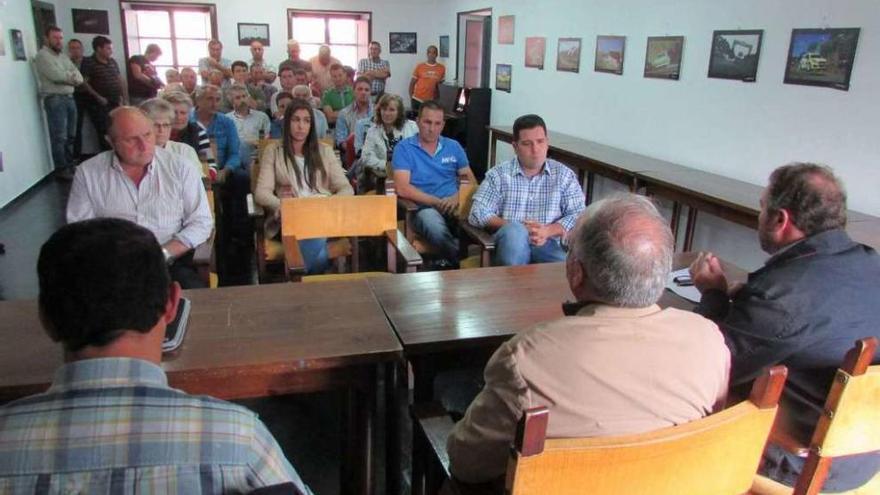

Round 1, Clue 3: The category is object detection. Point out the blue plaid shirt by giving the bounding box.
[0,358,310,494]
[469,158,586,232]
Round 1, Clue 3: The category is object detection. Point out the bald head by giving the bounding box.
[567,194,673,307]
[107,107,156,167]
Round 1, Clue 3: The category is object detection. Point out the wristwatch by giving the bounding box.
[161,247,174,266]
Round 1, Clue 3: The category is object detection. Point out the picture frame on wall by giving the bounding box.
[496,63,512,92]
[439,35,449,58]
[72,8,109,35]
[498,15,515,45]
[389,32,417,54]
[595,35,625,75]
[708,30,763,81]
[783,28,860,91]
[644,36,684,80]
[237,23,269,46]
[524,37,546,69]
[556,38,581,73]
[10,29,26,61]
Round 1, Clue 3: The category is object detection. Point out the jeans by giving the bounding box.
[299,238,330,275]
[73,93,87,159]
[43,94,77,170]
[493,222,567,266]
[412,207,459,261]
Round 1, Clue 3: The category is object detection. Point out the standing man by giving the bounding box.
[278,39,313,75]
[198,39,232,83]
[309,45,341,96]
[392,100,476,266]
[127,43,163,106]
[410,45,446,114]
[248,40,276,84]
[358,41,391,101]
[35,26,83,180]
[469,114,586,265]
[67,38,88,162]
[322,64,354,125]
[79,36,124,151]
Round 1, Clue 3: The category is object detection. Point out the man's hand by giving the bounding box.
[524,221,552,246]
[96,95,108,106]
[689,251,729,294]
[436,195,459,216]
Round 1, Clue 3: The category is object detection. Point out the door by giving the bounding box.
[31,1,56,49]
[463,19,483,88]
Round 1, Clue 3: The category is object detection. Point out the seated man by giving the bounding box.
[67,107,213,289]
[447,194,730,484]
[227,60,266,112]
[225,83,270,166]
[0,218,311,494]
[690,163,880,492]
[469,114,585,265]
[270,91,294,139]
[334,77,373,148]
[321,63,353,125]
[392,100,475,266]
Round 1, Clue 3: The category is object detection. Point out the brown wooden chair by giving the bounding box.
[193,161,218,288]
[750,337,880,495]
[412,365,787,495]
[280,194,422,282]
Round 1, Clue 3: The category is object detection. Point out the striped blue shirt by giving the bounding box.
[0,358,310,494]
[469,158,586,232]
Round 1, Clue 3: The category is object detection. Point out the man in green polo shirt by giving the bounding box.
[321,63,353,125]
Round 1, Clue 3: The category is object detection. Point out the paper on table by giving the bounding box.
[666,268,702,303]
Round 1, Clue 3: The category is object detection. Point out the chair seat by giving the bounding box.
[301,272,394,283]
[264,238,352,262]
[750,473,880,495]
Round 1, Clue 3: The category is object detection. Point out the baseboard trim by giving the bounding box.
[0,173,55,220]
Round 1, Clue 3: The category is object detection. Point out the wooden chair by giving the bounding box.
[193,160,218,288]
[280,194,422,282]
[247,139,286,283]
[750,338,880,495]
[411,366,788,495]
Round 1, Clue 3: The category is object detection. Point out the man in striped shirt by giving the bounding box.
[469,114,586,265]
[0,218,310,494]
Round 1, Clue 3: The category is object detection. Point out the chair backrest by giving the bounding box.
[505,366,787,495]
[280,195,398,240]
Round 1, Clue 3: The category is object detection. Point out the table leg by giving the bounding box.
[341,367,375,495]
[385,360,405,495]
[410,355,437,495]
[684,207,699,252]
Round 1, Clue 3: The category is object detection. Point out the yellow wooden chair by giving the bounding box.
[193,163,218,288]
[750,338,880,495]
[412,366,788,495]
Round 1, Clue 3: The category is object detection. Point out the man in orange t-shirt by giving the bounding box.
[409,45,446,113]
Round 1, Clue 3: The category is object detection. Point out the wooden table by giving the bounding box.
[0,281,401,495]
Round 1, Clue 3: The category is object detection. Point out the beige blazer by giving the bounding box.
[254,141,354,238]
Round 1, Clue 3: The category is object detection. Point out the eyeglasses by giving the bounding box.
[153,122,173,129]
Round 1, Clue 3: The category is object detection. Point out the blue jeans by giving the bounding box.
[43,94,77,170]
[299,238,329,274]
[493,222,567,266]
[412,207,459,261]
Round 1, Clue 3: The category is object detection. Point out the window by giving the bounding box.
[287,10,370,69]
[121,2,217,83]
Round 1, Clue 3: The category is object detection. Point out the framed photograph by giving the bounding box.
[783,28,860,91]
[708,30,763,81]
[439,35,449,58]
[237,23,269,46]
[644,36,684,80]
[389,32,417,54]
[498,15,515,45]
[10,29,25,61]
[524,37,546,69]
[595,35,625,75]
[71,8,109,35]
[496,63,512,92]
[556,38,581,73]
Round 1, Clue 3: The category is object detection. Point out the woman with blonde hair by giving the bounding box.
[361,93,418,176]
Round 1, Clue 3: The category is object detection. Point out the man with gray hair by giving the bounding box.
[446,193,730,484]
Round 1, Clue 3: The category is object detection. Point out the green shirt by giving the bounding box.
[321,86,354,111]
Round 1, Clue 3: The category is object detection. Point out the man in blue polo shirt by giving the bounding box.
[392,100,475,266]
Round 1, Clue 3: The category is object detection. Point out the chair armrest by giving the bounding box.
[193,237,213,265]
[398,196,419,212]
[282,234,307,281]
[768,417,810,457]
[385,229,423,269]
[412,402,456,485]
[247,193,265,218]
[461,222,495,250]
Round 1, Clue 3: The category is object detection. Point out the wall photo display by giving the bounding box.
[783,28,860,91]
[10,29,26,61]
[496,64,512,92]
[390,32,417,54]
[439,35,449,58]
[524,37,546,69]
[72,9,109,35]
[498,15,515,45]
[595,35,625,75]
[708,30,763,81]
[556,38,581,73]
[237,23,269,46]
[644,36,684,80]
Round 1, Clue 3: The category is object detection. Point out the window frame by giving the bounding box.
[119,1,219,72]
[286,9,372,66]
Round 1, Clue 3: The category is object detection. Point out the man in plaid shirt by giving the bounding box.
[0,219,310,494]
[469,114,586,265]
[357,41,391,100]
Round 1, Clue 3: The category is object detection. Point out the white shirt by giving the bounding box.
[67,147,213,248]
[163,140,204,177]
[226,109,271,144]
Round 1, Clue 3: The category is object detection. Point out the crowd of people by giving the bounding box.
[5,24,878,494]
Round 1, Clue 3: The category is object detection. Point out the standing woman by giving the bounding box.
[361,93,418,176]
[255,99,353,274]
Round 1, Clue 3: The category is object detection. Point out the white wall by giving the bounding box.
[0,1,55,209]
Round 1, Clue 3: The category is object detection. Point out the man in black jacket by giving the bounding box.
[690,162,880,492]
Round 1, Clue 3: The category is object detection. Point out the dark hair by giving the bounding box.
[282,99,326,191]
[231,60,248,72]
[513,114,547,141]
[292,69,308,78]
[38,219,170,352]
[417,100,444,118]
[765,163,847,236]
[354,76,371,89]
[276,91,294,104]
[370,41,381,49]
[44,25,62,37]
[279,66,294,77]
[92,35,112,51]
[68,38,82,46]
[329,63,344,73]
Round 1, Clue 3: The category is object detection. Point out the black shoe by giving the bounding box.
[54,168,75,181]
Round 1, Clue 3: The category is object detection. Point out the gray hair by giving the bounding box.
[193,84,220,102]
[225,83,248,97]
[139,98,174,122]
[161,90,193,108]
[292,84,311,99]
[570,193,673,307]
